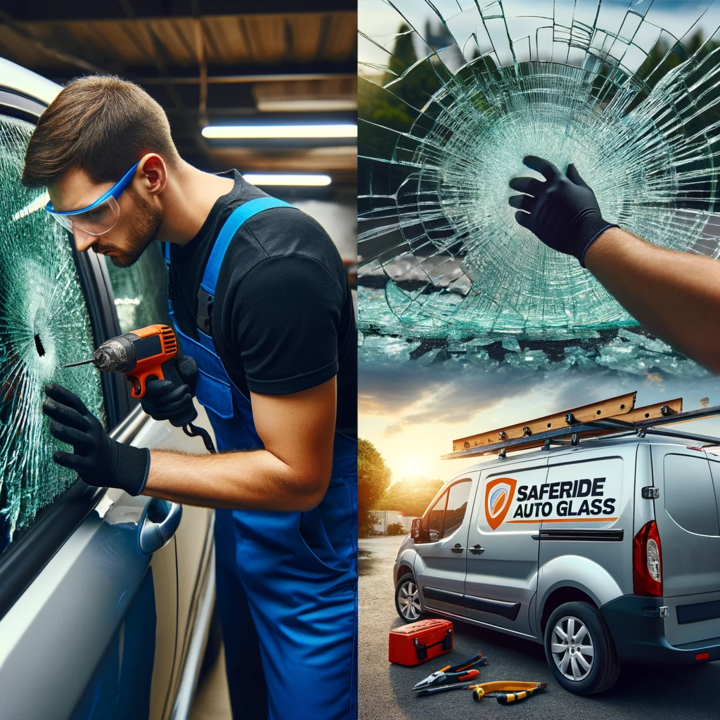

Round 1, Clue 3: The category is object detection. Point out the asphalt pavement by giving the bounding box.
[359,535,720,720]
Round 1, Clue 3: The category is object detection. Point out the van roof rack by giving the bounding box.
[442,392,720,460]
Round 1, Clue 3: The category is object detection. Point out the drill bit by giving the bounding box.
[60,358,95,369]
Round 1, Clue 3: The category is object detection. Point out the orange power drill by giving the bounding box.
[62,324,215,452]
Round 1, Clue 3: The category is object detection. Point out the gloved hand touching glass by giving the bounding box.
[43,382,150,496]
[508,156,617,266]
[140,354,198,427]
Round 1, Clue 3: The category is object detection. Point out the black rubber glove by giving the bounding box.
[43,383,150,496]
[508,156,617,266]
[140,355,198,428]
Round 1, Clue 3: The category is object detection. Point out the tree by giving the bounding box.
[386,522,405,536]
[358,439,392,536]
[380,478,444,518]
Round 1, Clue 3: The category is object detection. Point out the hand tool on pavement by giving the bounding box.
[415,682,477,698]
[496,686,546,705]
[60,324,216,453]
[471,681,547,703]
[413,653,488,691]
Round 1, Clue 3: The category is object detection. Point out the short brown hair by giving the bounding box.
[22,75,181,188]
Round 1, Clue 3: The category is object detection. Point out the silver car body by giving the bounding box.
[0,58,216,719]
[395,435,720,663]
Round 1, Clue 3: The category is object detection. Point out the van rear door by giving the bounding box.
[652,448,720,646]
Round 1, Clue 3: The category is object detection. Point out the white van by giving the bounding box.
[394,432,720,694]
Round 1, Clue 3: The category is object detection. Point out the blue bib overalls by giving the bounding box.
[164,198,358,720]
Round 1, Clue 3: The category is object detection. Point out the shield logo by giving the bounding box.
[485,477,517,530]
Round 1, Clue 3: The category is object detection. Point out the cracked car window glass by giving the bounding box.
[0,114,105,554]
[103,242,172,334]
[358,0,720,376]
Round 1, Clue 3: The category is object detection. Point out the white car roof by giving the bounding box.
[0,57,60,106]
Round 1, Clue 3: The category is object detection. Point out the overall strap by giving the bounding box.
[196,197,294,340]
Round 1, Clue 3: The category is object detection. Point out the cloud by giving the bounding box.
[361,361,555,434]
[360,357,720,437]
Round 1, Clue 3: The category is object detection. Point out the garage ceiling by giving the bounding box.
[0,0,357,187]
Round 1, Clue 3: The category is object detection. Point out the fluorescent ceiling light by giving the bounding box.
[202,124,357,139]
[243,174,332,186]
[255,99,358,113]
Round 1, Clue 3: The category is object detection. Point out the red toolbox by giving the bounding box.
[388,619,453,666]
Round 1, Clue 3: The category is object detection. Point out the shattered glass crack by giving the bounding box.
[359,0,720,358]
[0,115,105,549]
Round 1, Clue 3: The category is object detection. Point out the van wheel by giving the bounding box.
[395,574,423,622]
[544,601,620,695]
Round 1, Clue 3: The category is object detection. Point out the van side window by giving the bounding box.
[664,454,719,536]
[426,492,448,542]
[443,480,472,538]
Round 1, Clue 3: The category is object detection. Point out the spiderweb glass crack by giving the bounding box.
[0,116,105,550]
[359,0,720,344]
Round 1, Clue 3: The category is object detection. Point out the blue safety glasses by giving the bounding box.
[45,161,140,236]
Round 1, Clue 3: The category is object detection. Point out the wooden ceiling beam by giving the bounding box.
[0,1,356,23]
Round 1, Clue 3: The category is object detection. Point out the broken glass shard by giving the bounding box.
[0,115,105,550]
[359,0,720,352]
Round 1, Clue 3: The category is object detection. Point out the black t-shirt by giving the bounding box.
[167,170,357,438]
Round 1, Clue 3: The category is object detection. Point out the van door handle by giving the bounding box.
[139,498,183,554]
[469,545,485,555]
[451,544,464,553]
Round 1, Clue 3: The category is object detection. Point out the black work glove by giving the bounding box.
[43,383,150,496]
[508,156,617,266]
[140,354,198,428]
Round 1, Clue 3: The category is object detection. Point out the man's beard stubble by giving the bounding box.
[110,187,163,268]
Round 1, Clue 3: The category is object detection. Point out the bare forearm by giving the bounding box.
[585,228,720,373]
[143,448,327,511]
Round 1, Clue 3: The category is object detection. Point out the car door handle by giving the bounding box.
[451,544,464,553]
[139,498,183,554]
[469,544,485,555]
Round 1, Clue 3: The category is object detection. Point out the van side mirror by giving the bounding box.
[411,518,430,543]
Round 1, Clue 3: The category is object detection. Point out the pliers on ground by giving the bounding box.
[412,653,488,692]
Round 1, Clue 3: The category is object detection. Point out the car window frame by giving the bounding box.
[0,89,148,620]
[422,478,474,542]
[424,490,448,542]
[441,478,473,539]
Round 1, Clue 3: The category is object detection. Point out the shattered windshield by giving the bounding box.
[0,114,105,553]
[359,0,720,375]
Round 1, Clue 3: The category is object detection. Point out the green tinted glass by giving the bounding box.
[0,115,105,552]
[103,242,172,333]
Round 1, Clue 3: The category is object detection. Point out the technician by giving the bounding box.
[26,76,357,720]
[509,155,720,374]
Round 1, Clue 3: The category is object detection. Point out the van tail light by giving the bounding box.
[633,520,663,597]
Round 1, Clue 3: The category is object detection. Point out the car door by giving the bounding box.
[0,63,185,720]
[414,477,475,617]
[464,458,547,637]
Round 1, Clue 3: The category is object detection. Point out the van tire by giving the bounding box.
[544,601,621,695]
[395,574,424,622]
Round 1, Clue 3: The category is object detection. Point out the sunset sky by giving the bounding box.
[360,361,720,486]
